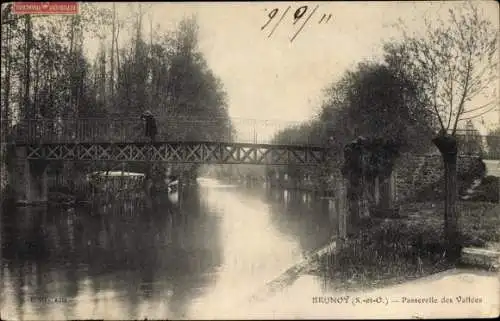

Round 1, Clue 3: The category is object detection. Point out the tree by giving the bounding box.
[23,14,33,119]
[0,4,17,195]
[270,121,321,187]
[161,16,232,142]
[271,57,433,216]
[393,3,498,260]
[321,60,433,225]
[321,61,434,153]
[111,14,233,177]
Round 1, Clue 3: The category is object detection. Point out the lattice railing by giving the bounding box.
[5,117,321,145]
[21,141,326,166]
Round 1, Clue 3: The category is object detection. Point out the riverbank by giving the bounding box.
[306,201,499,292]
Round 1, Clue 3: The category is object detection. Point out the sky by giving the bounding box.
[83,1,499,138]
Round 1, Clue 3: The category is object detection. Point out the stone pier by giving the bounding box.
[12,146,48,206]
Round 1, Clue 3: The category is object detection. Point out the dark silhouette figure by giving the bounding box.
[141,110,157,142]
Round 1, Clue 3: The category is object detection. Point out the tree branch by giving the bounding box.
[446,65,454,130]
[459,104,498,121]
[452,52,472,135]
[429,77,446,131]
[461,100,498,114]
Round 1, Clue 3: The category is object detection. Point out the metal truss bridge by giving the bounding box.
[21,142,325,165]
[7,117,328,166]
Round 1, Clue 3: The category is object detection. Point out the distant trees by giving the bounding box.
[1,3,111,126]
[271,51,435,153]
[270,56,434,197]
[1,3,232,138]
[269,121,324,186]
[319,59,434,154]
[270,121,322,146]
[112,13,232,177]
[110,12,232,143]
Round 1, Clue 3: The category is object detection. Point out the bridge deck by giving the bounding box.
[14,141,328,166]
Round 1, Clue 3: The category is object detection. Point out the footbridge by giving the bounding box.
[3,117,499,204]
[4,117,329,204]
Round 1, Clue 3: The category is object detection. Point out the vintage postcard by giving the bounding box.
[1,1,499,320]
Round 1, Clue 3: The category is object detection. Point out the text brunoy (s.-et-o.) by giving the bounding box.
[311,295,483,306]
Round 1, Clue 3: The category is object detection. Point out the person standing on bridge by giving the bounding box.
[141,110,157,142]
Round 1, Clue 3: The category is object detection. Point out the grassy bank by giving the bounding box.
[308,201,499,291]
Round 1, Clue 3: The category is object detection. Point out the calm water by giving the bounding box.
[1,177,339,320]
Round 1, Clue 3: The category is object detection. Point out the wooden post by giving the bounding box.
[390,170,397,208]
[359,175,370,219]
[336,179,348,249]
[24,159,32,203]
[40,165,48,203]
[145,177,153,209]
[179,171,183,209]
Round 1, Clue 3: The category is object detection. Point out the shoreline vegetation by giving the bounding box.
[307,201,499,291]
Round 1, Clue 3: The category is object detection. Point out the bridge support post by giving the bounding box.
[336,178,348,249]
[144,163,153,209]
[13,147,48,205]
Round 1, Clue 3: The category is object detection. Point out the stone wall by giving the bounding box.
[394,153,485,203]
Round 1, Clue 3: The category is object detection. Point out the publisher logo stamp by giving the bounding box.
[12,2,79,15]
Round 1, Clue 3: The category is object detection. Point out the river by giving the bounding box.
[1,177,339,320]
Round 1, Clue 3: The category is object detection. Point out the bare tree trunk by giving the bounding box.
[68,17,75,117]
[3,21,12,127]
[148,10,153,111]
[443,151,459,258]
[23,14,32,119]
[34,56,40,116]
[110,3,116,104]
[98,44,107,107]
[433,134,460,262]
[115,27,120,89]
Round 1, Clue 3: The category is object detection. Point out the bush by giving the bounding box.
[312,201,498,289]
[471,176,499,203]
[414,160,488,202]
[316,220,455,286]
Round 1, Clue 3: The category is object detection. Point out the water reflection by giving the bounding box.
[266,190,338,257]
[1,177,338,319]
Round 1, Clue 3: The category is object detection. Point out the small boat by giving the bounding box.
[86,171,145,192]
[86,171,145,182]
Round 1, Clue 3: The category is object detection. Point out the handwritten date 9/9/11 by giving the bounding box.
[261,5,333,42]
